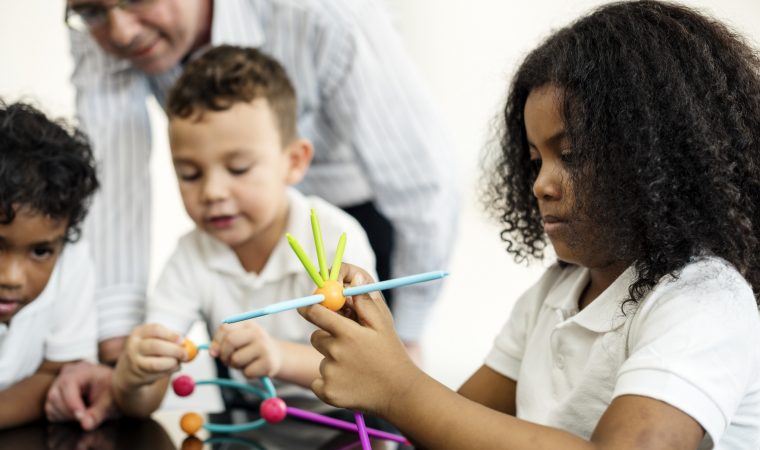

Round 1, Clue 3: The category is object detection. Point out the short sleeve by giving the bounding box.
[485,266,562,380]
[45,241,98,362]
[613,261,760,445]
[146,235,206,335]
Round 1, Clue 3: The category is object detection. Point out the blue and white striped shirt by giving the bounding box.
[70,0,458,342]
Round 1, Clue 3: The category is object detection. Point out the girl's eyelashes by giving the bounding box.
[30,246,55,261]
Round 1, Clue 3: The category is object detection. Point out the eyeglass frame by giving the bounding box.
[64,0,157,31]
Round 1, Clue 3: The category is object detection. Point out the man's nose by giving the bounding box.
[105,8,142,49]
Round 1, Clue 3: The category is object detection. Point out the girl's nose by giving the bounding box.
[532,162,563,201]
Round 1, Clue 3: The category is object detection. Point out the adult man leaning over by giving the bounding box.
[46,0,458,430]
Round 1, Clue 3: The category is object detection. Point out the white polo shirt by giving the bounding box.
[147,188,377,343]
[0,241,97,390]
[485,257,760,449]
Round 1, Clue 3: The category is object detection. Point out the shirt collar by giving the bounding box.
[545,263,636,333]
[210,0,266,48]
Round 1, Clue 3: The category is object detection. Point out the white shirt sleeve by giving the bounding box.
[613,260,760,445]
[146,234,206,335]
[45,241,98,362]
[314,2,459,341]
[485,266,562,380]
[69,30,153,341]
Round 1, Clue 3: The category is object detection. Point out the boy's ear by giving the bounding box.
[284,138,314,185]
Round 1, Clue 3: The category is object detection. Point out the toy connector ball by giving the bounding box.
[182,338,199,362]
[314,279,345,311]
[180,412,204,435]
[181,436,204,450]
[260,397,288,423]
[173,374,196,397]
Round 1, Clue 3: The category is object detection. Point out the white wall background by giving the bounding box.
[1,1,759,393]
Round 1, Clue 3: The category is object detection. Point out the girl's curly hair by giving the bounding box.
[484,1,760,305]
[0,101,99,242]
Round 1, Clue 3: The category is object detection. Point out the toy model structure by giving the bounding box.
[175,209,448,449]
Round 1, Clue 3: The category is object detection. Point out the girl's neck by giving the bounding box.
[578,260,629,310]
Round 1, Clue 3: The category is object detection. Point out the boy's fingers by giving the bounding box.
[140,338,186,360]
[140,323,181,343]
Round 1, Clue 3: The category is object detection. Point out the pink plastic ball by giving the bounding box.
[260,397,287,423]
[173,375,195,397]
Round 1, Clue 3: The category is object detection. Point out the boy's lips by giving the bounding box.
[207,215,238,229]
[0,299,22,316]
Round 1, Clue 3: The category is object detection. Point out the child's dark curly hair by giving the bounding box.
[484,1,760,305]
[0,101,99,242]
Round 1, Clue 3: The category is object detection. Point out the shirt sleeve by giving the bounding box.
[314,2,459,342]
[612,262,760,445]
[45,241,98,362]
[484,268,558,380]
[69,30,153,341]
[146,235,205,335]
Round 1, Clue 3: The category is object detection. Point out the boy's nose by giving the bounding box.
[0,257,25,290]
[201,175,230,203]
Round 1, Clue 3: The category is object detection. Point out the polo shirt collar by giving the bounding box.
[202,188,316,284]
[545,263,636,333]
[211,0,266,48]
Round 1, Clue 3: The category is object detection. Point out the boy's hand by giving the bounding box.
[210,322,283,379]
[113,324,186,391]
[45,361,119,430]
[298,263,422,417]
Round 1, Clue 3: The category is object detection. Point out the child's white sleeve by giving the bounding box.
[484,267,558,380]
[613,261,760,445]
[146,238,205,335]
[45,241,98,362]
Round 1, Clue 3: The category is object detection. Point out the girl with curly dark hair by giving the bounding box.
[296,2,760,449]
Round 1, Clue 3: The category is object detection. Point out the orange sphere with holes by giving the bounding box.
[314,279,345,311]
[180,412,204,435]
[182,339,198,362]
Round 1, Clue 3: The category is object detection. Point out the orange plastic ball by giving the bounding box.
[180,412,204,435]
[182,339,198,362]
[314,279,346,311]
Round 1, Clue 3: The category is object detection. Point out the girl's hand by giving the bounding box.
[114,324,186,390]
[298,263,422,417]
[210,322,282,379]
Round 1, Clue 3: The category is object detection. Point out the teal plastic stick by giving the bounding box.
[204,418,267,433]
[197,343,209,351]
[343,271,448,297]
[197,378,268,399]
[222,294,325,323]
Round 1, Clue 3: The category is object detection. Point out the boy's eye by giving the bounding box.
[31,247,55,261]
[228,166,251,176]
[177,170,201,182]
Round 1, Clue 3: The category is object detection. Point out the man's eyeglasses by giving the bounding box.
[64,0,157,31]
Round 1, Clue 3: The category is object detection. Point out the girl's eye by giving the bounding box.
[529,158,542,173]
[31,247,55,261]
[560,148,574,164]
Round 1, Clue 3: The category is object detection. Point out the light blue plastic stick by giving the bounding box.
[223,294,325,323]
[222,271,448,324]
[343,271,448,297]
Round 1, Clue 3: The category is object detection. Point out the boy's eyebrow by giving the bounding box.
[0,235,66,247]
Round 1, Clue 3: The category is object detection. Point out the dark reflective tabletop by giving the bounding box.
[0,408,411,450]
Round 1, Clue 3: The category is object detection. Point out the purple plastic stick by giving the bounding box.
[286,407,410,445]
[354,411,371,450]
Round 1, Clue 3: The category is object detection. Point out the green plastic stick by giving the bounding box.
[286,233,324,287]
[311,209,329,280]
[329,233,347,281]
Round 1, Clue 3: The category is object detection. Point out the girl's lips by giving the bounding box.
[542,215,568,234]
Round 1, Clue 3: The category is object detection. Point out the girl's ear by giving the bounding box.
[284,138,314,185]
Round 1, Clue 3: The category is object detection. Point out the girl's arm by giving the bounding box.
[299,264,704,450]
[457,365,517,416]
[0,360,67,428]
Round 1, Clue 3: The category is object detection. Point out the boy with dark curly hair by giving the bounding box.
[0,101,99,428]
[297,2,760,448]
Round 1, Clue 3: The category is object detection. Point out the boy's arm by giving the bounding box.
[0,360,66,429]
[111,371,170,418]
[275,340,322,387]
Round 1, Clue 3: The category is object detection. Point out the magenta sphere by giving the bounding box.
[260,397,287,423]
[172,375,195,397]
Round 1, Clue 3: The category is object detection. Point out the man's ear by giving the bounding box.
[284,138,314,185]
